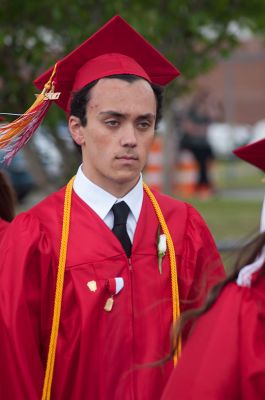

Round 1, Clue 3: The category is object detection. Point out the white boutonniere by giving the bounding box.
[157,228,167,274]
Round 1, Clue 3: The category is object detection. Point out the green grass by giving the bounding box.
[187,197,262,273]
[188,197,261,242]
[213,159,264,189]
[177,159,263,242]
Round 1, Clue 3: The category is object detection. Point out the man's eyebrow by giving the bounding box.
[98,111,125,118]
[98,111,156,119]
[136,113,156,120]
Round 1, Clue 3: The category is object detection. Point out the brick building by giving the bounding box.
[196,37,265,125]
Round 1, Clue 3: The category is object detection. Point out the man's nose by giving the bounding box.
[120,124,137,147]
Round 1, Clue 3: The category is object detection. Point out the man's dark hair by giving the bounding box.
[70,74,163,129]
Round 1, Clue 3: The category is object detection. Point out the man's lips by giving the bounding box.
[116,155,138,160]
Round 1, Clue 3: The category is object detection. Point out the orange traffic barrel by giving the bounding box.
[174,150,199,197]
[143,136,163,192]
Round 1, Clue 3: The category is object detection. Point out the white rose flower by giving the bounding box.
[157,234,167,274]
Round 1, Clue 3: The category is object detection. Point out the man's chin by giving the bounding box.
[113,171,140,186]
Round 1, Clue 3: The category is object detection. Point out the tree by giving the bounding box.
[1,0,265,186]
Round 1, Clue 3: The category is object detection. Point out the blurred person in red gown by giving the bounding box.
[161,136,265,400]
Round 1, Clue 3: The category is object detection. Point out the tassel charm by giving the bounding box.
[0,64,60,164]
[104,296,114,312]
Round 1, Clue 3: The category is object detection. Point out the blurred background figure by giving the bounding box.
[0,151,35,203]
[0,170,16,236]
[178,89,224,199]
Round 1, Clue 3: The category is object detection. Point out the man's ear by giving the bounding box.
[68,116,85,146]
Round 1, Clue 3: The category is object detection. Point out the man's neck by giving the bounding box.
[81,167,141,198]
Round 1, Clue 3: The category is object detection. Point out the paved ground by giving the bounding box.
[218,187,264,201]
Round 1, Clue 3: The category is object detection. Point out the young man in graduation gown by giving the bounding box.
[161,138,265,400]
[0,16,225,400]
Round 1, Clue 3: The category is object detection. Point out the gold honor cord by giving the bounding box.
[42,179,180,398]
[42,176,74,400]
[143,182,181,365]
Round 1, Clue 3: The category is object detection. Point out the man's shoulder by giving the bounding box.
[149,188,189,213]
[148,189,209,232]
[29,186,66,216]
[153,189,206,216]
[15,186,67,233]
[7,187,67,243]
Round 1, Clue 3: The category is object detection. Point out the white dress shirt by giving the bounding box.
[73,165,143,242]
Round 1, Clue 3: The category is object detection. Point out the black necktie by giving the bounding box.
[112,201,132,258]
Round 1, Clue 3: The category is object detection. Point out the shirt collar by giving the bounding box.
[73,165,143,221]
[119,176,143,222]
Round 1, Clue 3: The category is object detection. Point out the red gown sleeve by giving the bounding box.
[0,213,54,399]
[180,204,225,313]
[161,279,265,400]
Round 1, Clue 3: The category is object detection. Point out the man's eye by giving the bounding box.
[138,121,151,129]
[106,120,119,127]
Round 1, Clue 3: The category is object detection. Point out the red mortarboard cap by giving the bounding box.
[34,15,180,113]
[233,137,265,172]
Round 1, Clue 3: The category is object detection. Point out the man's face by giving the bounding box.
[69,78,156,196]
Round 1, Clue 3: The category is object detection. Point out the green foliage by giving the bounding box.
[1,0,265,114]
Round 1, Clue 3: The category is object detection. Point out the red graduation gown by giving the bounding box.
[0,187,224,399]
[161,276,265,400]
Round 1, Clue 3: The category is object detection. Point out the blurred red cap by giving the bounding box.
[233,137,265,171]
